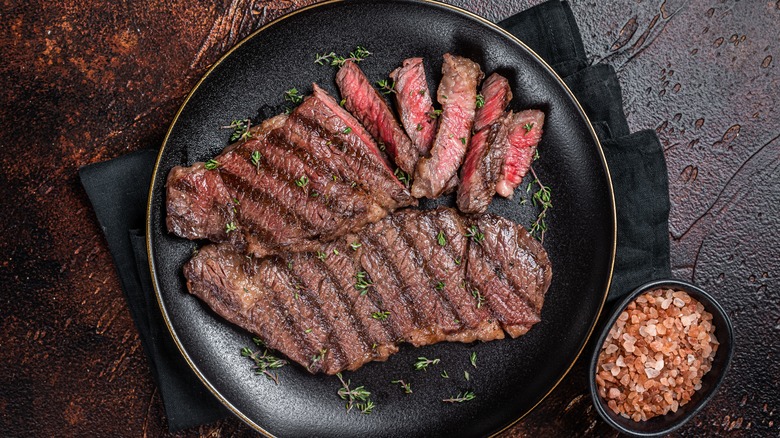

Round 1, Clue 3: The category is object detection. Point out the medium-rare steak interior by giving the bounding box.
[337,60,419,174]
[389,57,437,157]
[412,54,484,199]
[185,208,551,375]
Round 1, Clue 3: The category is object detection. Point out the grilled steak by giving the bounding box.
[412,54,483,199]
[457,73,513,213]
[166,85,416,257]
[389,58,437,157]
[495,109,545,198]
[184,207,552,374]
[336,60,418,174]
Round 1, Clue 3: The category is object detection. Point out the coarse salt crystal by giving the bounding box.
[673,297,685,307]
[645,367,661,378]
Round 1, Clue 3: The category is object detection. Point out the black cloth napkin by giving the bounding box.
[79,0,670,431]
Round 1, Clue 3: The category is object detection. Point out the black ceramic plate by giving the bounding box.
[147,1,616,436]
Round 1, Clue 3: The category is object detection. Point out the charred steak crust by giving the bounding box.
[336,60,419,174]
[184,208,552,375]
[411,54,483,199]
[165,84,415,257]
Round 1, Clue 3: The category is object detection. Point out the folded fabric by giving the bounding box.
[78,0,670,430]
[79,150,229,431]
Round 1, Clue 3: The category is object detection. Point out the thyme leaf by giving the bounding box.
[241,343,288,385]
[475,94,485,108]
[414,357,440,371]
[336,372,374,414]
[436,230,447,246]
[465,225,484,244]
[443,391,475,403]
[204,159,220,170]
[391,379,413,394]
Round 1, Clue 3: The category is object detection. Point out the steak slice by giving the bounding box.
[457,116,510,213]
[336,60,418,174]
[184,208,551,375]
[457,73,514,213]
[412,54,483,199]
[495,109,545,198]
[389,58,437,157]
[166,86,416,257]
[473,73,512,132]
[465,213,552,337]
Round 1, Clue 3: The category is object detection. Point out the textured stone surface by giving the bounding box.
[1,0,777,436]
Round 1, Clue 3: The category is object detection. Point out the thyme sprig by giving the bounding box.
[394,168,411,188]
[376,79,395,95]
[371,310,390,321]
[465,225,484,244]
[224,119,253,142]
[437,230,447,246]
[284,87,304,104]
[240,338,288,385]
[527,166,552,243]
[336,372,374,414]
[471,289,485,309]
[315,45,372,66]
[391,379,413,394]
[443,390,475,403]
[354,271,373,295]
[470,352,477,368]
[475,94,485,109]
[309,348,328,370]
[414,357,440,371]
[204,159,220,170]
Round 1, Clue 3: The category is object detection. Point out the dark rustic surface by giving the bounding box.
[1,0,777,436]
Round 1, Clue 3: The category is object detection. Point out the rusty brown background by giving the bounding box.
[1,0,778,436]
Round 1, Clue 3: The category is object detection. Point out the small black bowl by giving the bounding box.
[588,279,734,437]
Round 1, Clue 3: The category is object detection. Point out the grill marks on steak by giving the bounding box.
[495,109,545,199]
[412,54,484,199]
[466,214,552,337]
[184,208,551,374]
[165,85,415,257]
[336,60,418,174]
[389,58,437,157]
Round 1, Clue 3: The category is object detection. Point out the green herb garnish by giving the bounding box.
[241,341,288,385]
[414,357,440,371]
[391,379,412,394]
[465,225,484,243]
[336,372,374,414]
[443,391,475,403]
[204,159,220,170]
[436,231,447,246]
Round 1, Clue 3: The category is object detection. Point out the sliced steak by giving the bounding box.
[473,73,512,132]
[412,54,483,199]
[465,213,552,337]
[184,208,551,375]
[389,58,437,156]
[457,73,514,214]
[395,208,503,343]
[336,60,418,174]
[166,85,415,257]
[495,109,545,198]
